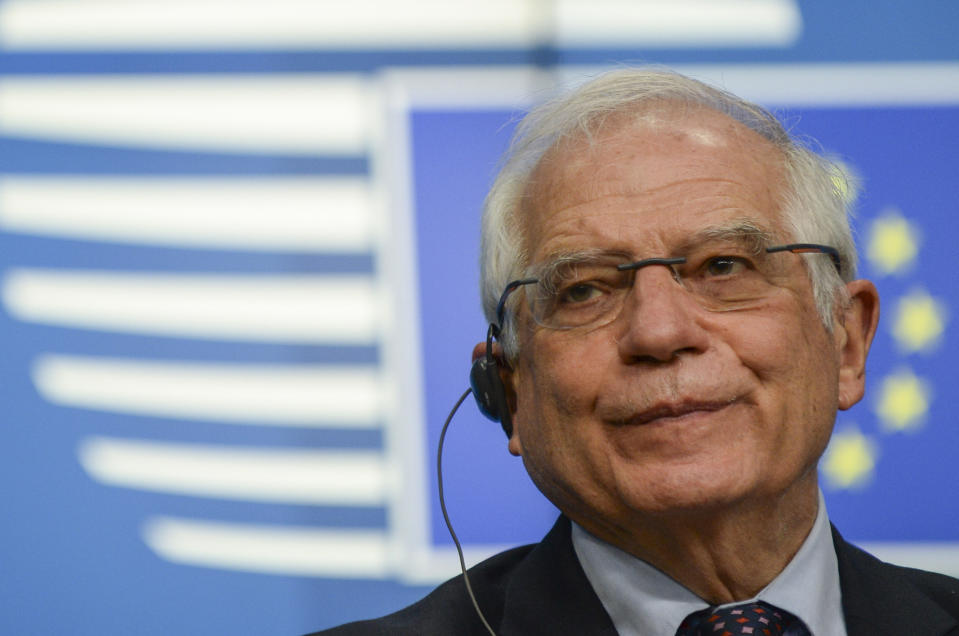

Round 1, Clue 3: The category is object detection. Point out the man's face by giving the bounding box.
[502,107,873,540]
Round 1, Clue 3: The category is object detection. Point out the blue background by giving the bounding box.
[1,1,957,634]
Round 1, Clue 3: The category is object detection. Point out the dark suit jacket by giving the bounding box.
[314,516,959,635]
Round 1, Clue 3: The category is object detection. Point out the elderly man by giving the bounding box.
[317,69,959,635]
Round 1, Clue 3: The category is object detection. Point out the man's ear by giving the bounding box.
[837,279,880,410]
[471,341,521,455]
[470,341,488,364]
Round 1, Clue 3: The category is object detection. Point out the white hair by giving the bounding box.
[480,68,858,361]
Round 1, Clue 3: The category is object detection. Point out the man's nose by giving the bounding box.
[614,265,710,363]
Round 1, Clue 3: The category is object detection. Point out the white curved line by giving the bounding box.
[0,75,373,154]
[142,516,392,578]
[860,543,959,579]
[667,62,959,106]
[0,0,539,49]
[0,176,374,251]
[0,0,800,50]
[79,437,388,505]
[33,355,385,426]
[558,0,801,47]
[3,270,381,344]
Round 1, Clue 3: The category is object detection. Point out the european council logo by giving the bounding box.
[806,100,959,569]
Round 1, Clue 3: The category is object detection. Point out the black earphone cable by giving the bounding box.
[437,387,498,636]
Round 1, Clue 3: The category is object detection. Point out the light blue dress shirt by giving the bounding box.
[571,491,847,636]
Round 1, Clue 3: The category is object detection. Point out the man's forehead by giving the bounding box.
[526,107,781,203]
[520,106,788,260]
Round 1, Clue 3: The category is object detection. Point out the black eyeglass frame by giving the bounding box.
[492,243,842,330]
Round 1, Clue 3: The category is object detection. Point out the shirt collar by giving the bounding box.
[571,491,846,636]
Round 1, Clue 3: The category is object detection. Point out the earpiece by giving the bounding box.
[469,324,513,438]
[448,323,512,635]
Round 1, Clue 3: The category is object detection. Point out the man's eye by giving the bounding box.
[559,283,602,304]
[704,256,748,276]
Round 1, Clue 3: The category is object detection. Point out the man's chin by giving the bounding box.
[611,468,760,518]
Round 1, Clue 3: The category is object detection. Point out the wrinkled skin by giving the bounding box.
[475,105,879,601]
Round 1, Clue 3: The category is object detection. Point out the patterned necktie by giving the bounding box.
[675,600,810,636]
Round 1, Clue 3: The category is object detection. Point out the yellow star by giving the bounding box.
[874,368,930,432]
[893,289,947,353]
[866,209,919,275]
[821,428,877,490]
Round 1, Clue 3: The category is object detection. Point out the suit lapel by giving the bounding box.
[833,525,958,636]
[498,516,618,635]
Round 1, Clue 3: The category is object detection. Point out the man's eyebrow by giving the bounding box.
[529,247,628,270]
[523,248,630,285]
[526,219,777,275]
[678,219,776,253]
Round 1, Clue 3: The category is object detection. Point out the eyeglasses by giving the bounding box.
[494,242,841,331]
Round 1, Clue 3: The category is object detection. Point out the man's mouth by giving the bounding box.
[608,400,736,427]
